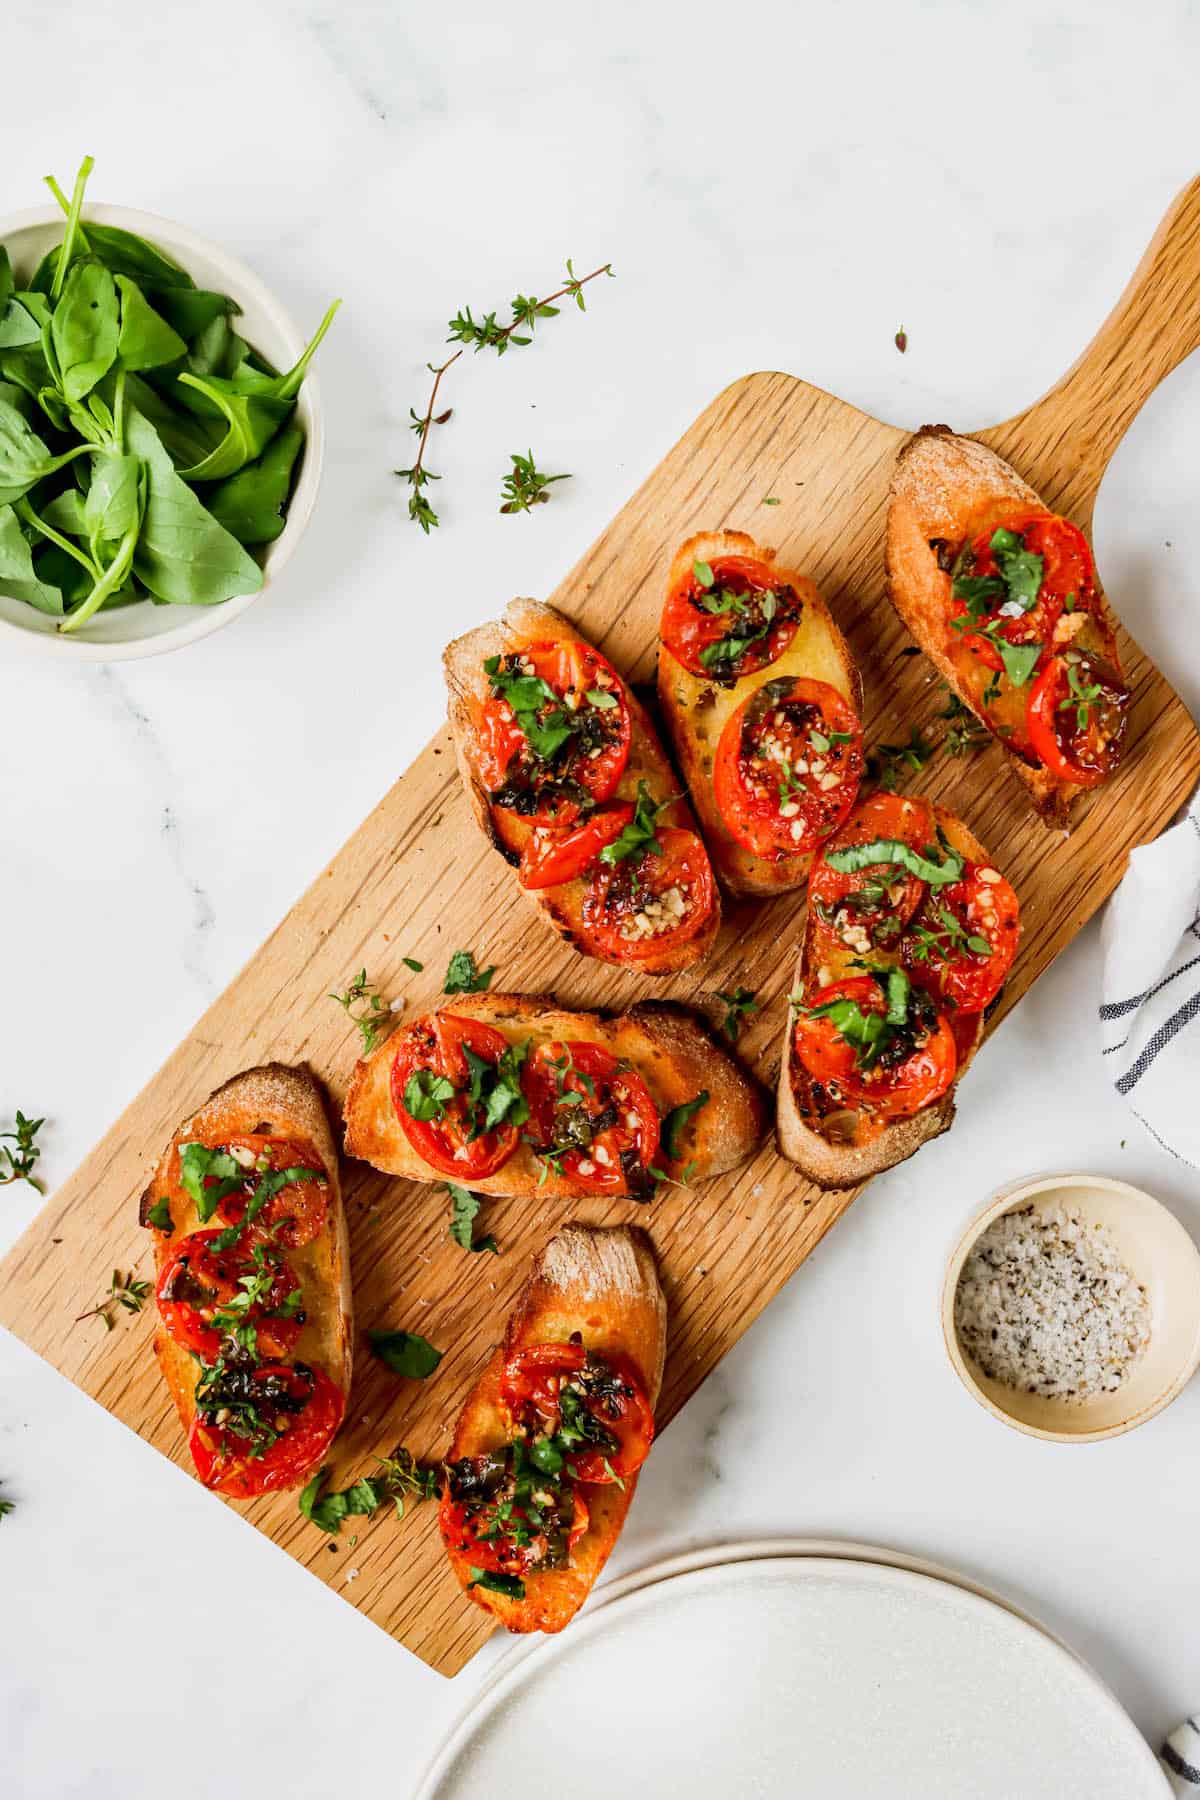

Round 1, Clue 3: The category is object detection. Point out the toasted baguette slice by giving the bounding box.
[886,427,1125,828]
[344,990,768,1196]
[778,804,1007,1186]
[139,1063,352,1492]
[656,531,864,896]
[442,1224,666,1634]
[445,598,720,972]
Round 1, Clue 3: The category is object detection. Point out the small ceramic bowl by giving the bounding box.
[941,1173,1200,1443]
[0,203,324,663]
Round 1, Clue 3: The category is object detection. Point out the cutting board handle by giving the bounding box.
[982,175,1200,517]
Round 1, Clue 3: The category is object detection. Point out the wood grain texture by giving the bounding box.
[3,177,1200,1678]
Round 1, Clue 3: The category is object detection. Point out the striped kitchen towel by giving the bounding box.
[1163,1717,1200,1792]
[1100,797,1200,1165]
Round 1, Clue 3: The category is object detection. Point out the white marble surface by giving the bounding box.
[2,1,1200,1793]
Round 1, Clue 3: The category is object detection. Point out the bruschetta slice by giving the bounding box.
[886,428,1130,828]
[139,1063,352,1498]
[344,991,768,1199]
[444,599,720,972]
[778,792,1019,1186]
[440,1223,666,1634]
[656,531,865,896]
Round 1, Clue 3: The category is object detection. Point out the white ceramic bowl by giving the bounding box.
[0,204,324,662]
[942,1172,1200,1443]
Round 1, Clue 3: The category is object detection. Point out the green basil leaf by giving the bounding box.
[467,1566,525,1599]
[824,837,964,888]
[448,1181,499,1255]
[145,1199,173,1232]
[50,259,120,403]
[125,404,264,606]
[0,503,63,614]
[660,1089,709,1161]
[115,274,187,371]
[403,1070,456,1121]
[367,1329,443,1379]
[178,1142,242,1222]
[993,639,1043,689]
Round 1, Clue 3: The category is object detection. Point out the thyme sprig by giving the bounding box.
[330,968,394,1055]
[75,1268,152,1331]
[0,1111,45,1191]
[499,451,570,515]
[397,259,613,531]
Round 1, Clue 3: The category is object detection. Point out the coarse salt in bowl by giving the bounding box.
[941,1173,1200,1443]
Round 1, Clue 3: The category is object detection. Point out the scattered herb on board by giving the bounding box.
[0,1481,13,1522]
[762,494,780,506]
[940,689,990,757]
[367,1328,443,1379]
[402,956,424,972]
[894,326,908,353]
[444,949,496,994]
[397,258,613,531]
[447,1181,499,1255]
[499,450,570,514]
[0,156,337,631]
[330,968,393,1054]
[714,987,759,1041]
[74,1267,151,1330]
[865,726,933,792]
[0,1110,45,1191]
[299,1448,440,1534]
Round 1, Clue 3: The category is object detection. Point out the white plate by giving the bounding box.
[416,1543,1166,1800]
[0,203,324,661]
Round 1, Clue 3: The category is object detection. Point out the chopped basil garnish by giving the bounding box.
[598,780,673,867]
[403,1070,456,1121]
[824,837,964,888]
[660,1089,709,1161]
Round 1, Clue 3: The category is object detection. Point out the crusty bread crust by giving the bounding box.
[139,1063,352,1481]
[443,1224,666,1634]
[776,805,997,1187]
[444,598,720,972]
[885,427,1122,830]
[343,991,768,1194]
[656,531,864,896]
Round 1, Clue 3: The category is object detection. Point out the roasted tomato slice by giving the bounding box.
[475,642,632,824]
[580,826,715,963]
[501,1341,655,1483]
[1025,651,1130,786]
[188,1362,343,1498]
[391,1015,521,1179]
[156,1229,303,1362]
[792,974,956,1122]
[521,1040,660,1193]
[902,863,1020,1014]
[808,792,935,958]
[713,676,863,859]
[440,1444,589,1575]
[950,511,1094,670]
[660,553,803,684]
[519,805,633,891]
[174,1134,329,1250]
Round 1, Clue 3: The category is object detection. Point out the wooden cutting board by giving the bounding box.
[3,179,1200,1679]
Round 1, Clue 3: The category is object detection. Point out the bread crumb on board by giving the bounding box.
[954,1204,1151,1400]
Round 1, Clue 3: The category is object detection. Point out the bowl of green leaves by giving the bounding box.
[0,157,338,660]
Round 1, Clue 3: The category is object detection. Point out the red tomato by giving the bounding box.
[713,677,863,859]
[580,827,715,964]
[156,1229,302,1362]
[792,975,956,1122]
[522,1041,660,1193]
[660,554,803,683]
[188,1363,343,1498]
[808,792,935,952]
[501,1341,655,1483]
[518,805,633,890]
[439,1456,590,1574]
[177,1134,329,1250]
[475,642,632,823]
[901,863,1020,1014]
[1025,652,1130,786]
[951,511,1094,670]
[391,1015,521,1179]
